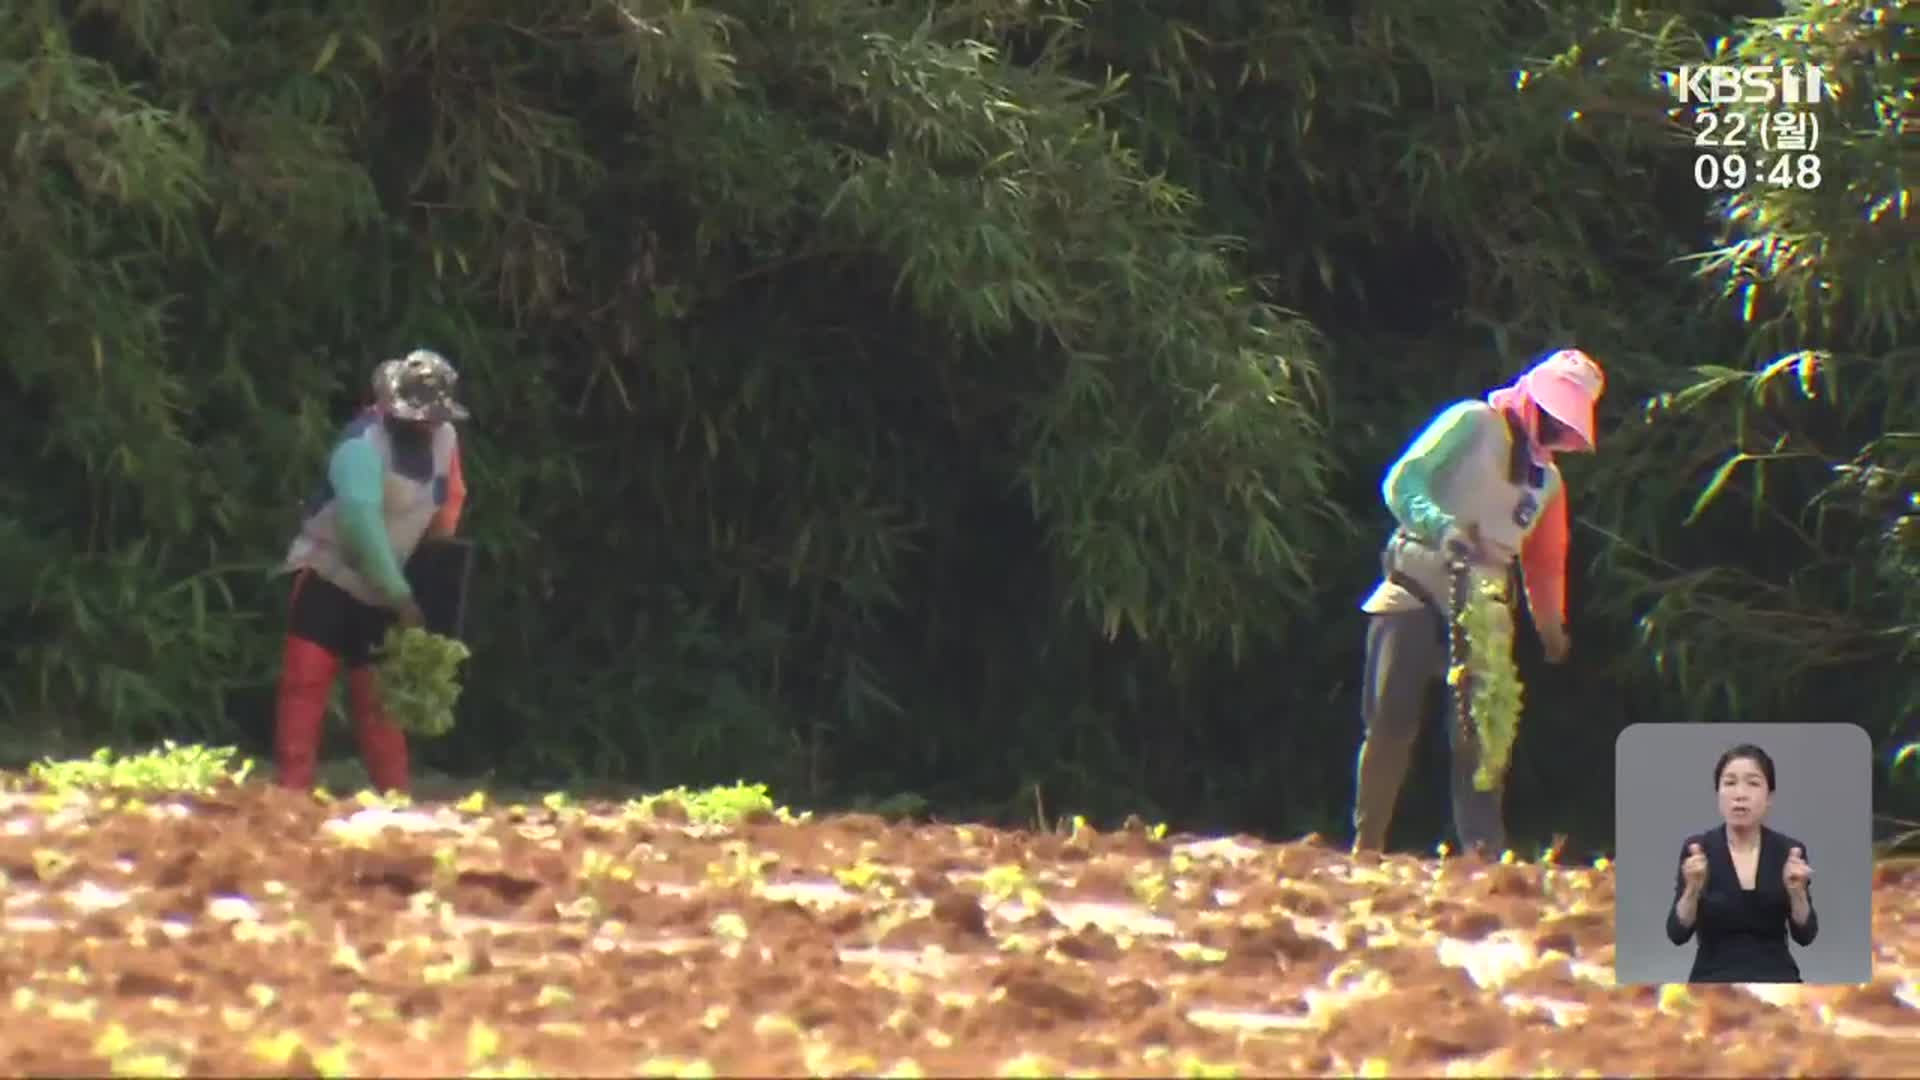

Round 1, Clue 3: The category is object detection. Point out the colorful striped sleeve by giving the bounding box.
[327,435,414,604]
[1381,401,1486,543]
[1519,484,1570,630]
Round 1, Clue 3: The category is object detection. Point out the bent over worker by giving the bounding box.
[274,350,470,793]
[1350,349,1605,855]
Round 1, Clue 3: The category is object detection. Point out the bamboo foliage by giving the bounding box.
[0,0,1911,827]
[1600,0,1918,728]
[0,0,1337,799]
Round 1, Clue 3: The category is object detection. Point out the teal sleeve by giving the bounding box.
[1381,401,1486,542]
[327,437,413,604]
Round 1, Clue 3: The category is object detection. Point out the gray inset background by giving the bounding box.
[1613,722,1873,986]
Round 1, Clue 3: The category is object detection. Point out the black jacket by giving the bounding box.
[1665,824,1818,983]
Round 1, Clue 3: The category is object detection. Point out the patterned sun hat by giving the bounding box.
[374,349,469,422]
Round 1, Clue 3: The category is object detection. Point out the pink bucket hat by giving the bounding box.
[1516,348,1604,451]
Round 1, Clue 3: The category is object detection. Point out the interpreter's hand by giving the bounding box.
[395,597,427,629]
[1784,846,1812,895]
[1539,622,1572,664]
[1680,842,1708,895]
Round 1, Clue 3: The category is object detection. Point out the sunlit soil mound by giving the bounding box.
[0,748,1914,1077]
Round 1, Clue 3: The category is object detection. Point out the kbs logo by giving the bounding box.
[1669,64,1827,106]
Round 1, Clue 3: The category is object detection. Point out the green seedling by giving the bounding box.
[1066,815,1094,846]
[312,1044,355,1077]
[110,1052,185,1078]
[1171,941,1227,965]
[980,863,1028,903]
[1657,984,1694,1014]
[424,951,473,984]
[753,1013,802,1039]
[353,788,410,809]
[248,1033,301,1065]
[709,912,749,941]
[625,781,798,825]
[29,742,251,794]
[999,1054,1059,1078]
[578,849,634,885]
[467,1020,502,1066]
[998,933,1038,953]
[868,968,923,994]
[432,845,460,890]
[331,944,367,975]
[407,892,451,920]
[47,998,97,1022]
[93,1024,135,1058]
[337,831,379,852]
[345,992,398,1022]
[704,844,776,888]
[809,1046,883,1077]
[1131,870,1169,908]
[832,860,889,893]
[32,848,74,883]
[867,906,911,941]
[248,1033,352,1078]
[1178,1058,1239,1079]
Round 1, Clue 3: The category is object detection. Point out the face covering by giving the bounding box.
[1486,349,1605,463]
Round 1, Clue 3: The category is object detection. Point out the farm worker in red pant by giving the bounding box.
[1351,348,1606,855]
[273,350,470,793]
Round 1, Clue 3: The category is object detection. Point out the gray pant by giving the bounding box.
[1351,609,1508,855]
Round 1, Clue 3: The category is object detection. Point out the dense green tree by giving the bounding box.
[0,0,1340,802]
[0,0,1911,849]
[1028,0,1917,839]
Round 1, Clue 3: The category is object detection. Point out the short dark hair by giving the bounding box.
[1714,743,1776,791]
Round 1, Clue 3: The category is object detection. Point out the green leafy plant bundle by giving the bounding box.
[373,626,472,738]
[26,741,252,794]
[1449,581,1524,792]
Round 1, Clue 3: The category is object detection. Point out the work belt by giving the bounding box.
[1382,528,1517,643]
[1386,528,1519,757]
[1386,567,1445,619]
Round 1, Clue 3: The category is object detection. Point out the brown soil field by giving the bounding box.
[0,767,1915,1077]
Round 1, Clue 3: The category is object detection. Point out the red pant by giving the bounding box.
[274,571,410,792]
